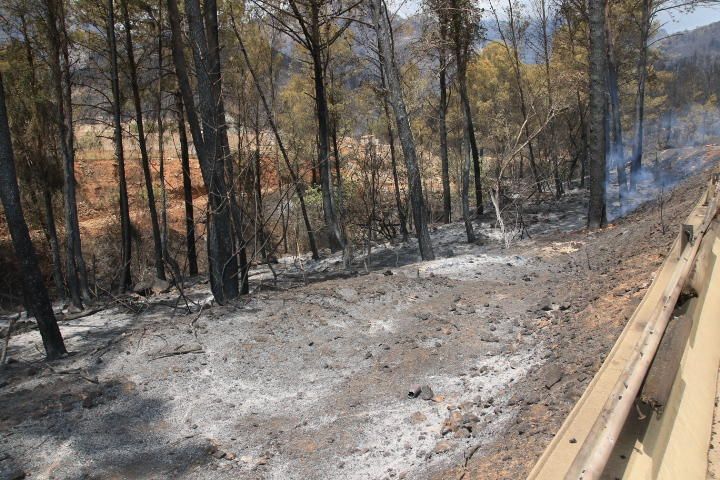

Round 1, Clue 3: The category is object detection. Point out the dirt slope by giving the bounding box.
[0,147,717,480]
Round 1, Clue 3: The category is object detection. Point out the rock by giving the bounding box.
[419,385,434,401]
[409,412,426,424]
[462,413,480,424]
[407,385,422,398]
[455,427,472,438]
[525,392,541,405]
[544,365,564,389]
[433,441,451,454]
[0,467,25,480]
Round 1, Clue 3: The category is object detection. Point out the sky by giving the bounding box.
[394,0,720,34]
[658,5,720,33]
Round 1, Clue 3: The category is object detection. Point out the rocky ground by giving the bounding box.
[0,146,718,480]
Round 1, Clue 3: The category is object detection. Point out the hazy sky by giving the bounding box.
[658,5,720,33]
[395,0,720,34]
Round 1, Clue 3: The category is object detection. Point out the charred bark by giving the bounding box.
[44,0,88,308]
[0,73,67,360]
[120,0,165,281]
[174,93,198,276]
[371,0,434,260]
[167,0,239,302]
[107,0,132,291]
[588,0,608,229]
[630,0,650,190]
[230,19,320,260]
[438,42,451,224]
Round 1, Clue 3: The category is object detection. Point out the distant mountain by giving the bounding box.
[657,20,720,64]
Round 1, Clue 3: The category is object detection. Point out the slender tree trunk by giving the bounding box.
[107,0,132,291]
[0,73,67,360]
[230,19,320,260]
[253,104,269,261]
[19,16,66,300]
[497,0,542,192]
[438,46,451,224]
[630,0,650,190]
[310,47,344,251]
[174,93,198,276]
[539,0,562,199]
[387,114,409,242]
[605,5,627,202]
[156,6,181,282]
[371,0,434,260]
[458,68,483,218]
[588,0,608,229]
[43,187,65,298]
[461,130,476,242]
[168,0,238,302]
[59,5,91,301]
[120,0,165,281]
[45,0,86,308]
[378,66,409,241]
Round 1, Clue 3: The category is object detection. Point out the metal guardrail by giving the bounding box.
[529,173,720,480]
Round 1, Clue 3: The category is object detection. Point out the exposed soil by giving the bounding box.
[0,146,717,480]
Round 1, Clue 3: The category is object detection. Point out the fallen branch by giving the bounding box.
[150,346,204,360]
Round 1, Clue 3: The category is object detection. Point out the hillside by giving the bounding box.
[1,147,717,479]
[656,20,720,62]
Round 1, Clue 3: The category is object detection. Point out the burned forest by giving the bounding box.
[2,0,720,478]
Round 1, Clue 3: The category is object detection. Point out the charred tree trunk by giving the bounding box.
[630,0,650,190]
[371,0,434,260]
[588,0,608,229]
[0,73,67,360]
[167,0,238,302]
[43,187,66,298]
[460,131,476,242]
[378,65,409,242]
[156,6,181,283]
[438,39,451,224]
[120,0,165,281]
[496,0,542,192]
[19,16,66,300]
[605,5,627,201]
[174,93,198,276]
[45,0,88,308]
[387,113,409,242]
[230,19,320,260]
[107,0,132,291]
[458,72,483,218]
[310,45,344,251]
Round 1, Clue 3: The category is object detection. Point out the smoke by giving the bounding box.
[605,107,720,222]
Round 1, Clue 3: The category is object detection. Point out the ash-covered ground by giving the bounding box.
[1,146,717,480]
